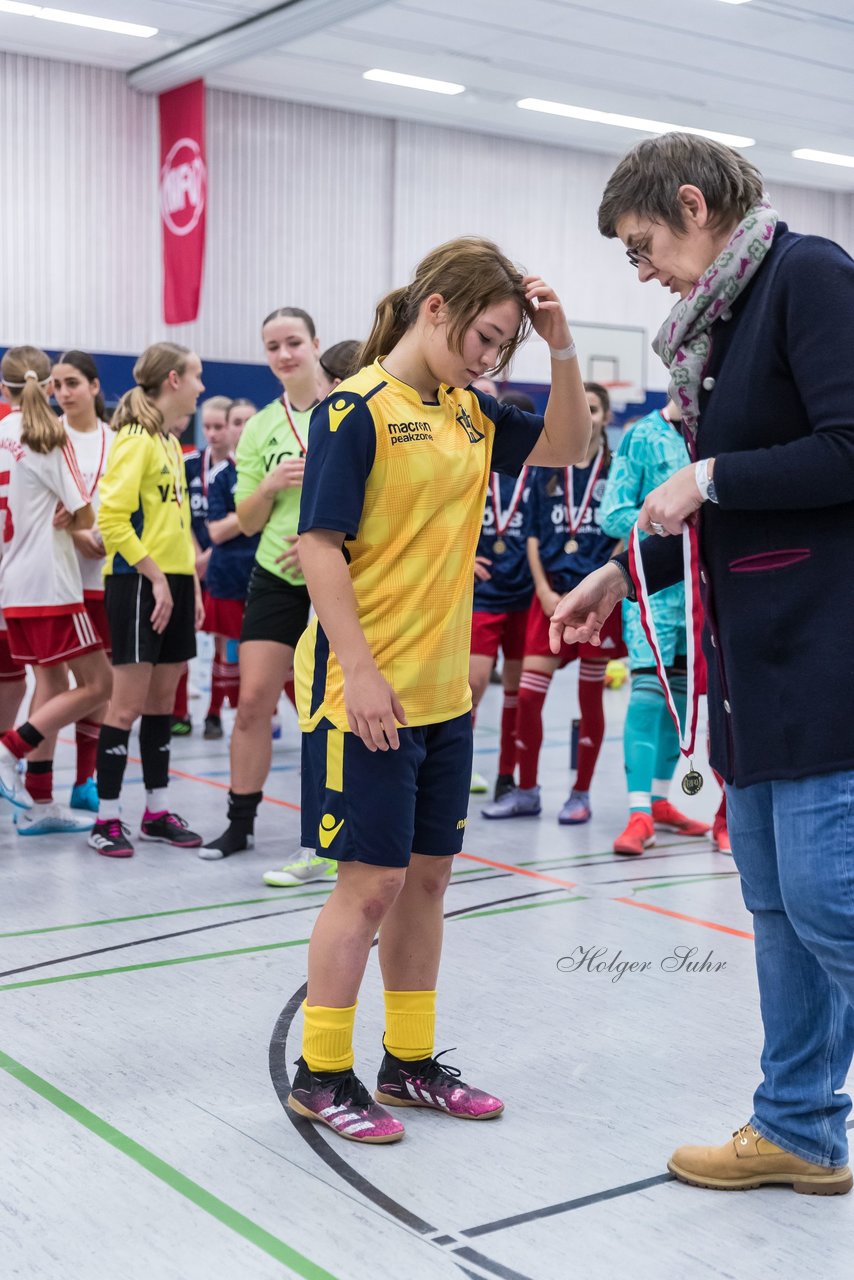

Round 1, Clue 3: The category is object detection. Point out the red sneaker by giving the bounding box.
[711,815,731,853]
[651,799,710,837]
[614,811,655,856]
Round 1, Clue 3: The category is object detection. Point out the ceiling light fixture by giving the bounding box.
[792,147,854,170]
[517,97,754,148]
[0,2,156,36]
[364,69,465,96]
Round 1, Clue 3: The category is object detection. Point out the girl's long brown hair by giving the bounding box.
[1,346,65,454]
[111,343,191,435]
[359,237,531,375]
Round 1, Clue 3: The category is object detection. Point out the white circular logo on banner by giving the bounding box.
[160,137,207,237]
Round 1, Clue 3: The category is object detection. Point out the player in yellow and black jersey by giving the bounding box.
[286,236,593,1143]
[90,343,206,859]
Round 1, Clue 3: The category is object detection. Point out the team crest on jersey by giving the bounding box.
[456,405,484,444]
[328,396,356,434]
[593,479,607,501]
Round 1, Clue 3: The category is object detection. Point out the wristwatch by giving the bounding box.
[695,458,719,504]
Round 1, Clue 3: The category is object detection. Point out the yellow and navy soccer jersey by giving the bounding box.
[294,360,543,732]
[98,425,195,576]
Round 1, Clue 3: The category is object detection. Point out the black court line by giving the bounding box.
[0,904,322,980]
[582,871,739,887]
[452,1248,535,1279]
[268,890,549,1280]
[269,986,438,1235]
[543,848,724,873]
[460,1173,675,1238]
[0,873,516,981]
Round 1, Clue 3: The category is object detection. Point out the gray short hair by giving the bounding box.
[598,133,765,238]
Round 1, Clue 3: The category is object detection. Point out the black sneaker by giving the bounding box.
[493,773,515,802]
[375,1047,504,1119]
[288,1057,404,1143]
[203,714,223,740]
[88,818,134,859]
[139,810,203,847]
[197,825,254,861]
[170,716,192,737]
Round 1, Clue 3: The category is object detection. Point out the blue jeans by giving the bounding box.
[727,771,854,1167]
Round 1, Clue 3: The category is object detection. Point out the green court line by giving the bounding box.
[631,873,739,894]
[0,938,311,993]
[0,1049,338,1280]
[0,891,332,941]
[0,873,740,994]
[4,871,497,942]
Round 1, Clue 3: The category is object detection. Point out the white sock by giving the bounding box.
[98,801,122,822]
[146,788,169,814]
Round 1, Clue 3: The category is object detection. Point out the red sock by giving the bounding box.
[498,691,519,776]
[75,719,100,785]
[207,660,227,718]
[173,666,189,718]
[25,760,53,804]
[2,723,41,760]
[574,660,608,791]
[222,659,240,709]
[284,679,297,710]
[515,671,551,789]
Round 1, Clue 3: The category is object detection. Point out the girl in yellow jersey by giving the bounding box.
[89,343,206,859]
[287,237,592,1143]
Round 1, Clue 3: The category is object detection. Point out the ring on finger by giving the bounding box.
[651,521,666,535]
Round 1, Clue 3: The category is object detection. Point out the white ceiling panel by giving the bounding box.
[1,0,853,189]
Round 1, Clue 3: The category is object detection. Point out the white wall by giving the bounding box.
[2,51,851,391]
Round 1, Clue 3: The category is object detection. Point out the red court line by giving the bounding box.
[57,735,301,813]
[458,851,577,890]
[57,737,752,933]
[615,897,754,940]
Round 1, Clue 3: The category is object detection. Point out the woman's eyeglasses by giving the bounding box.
[625,230,654,269]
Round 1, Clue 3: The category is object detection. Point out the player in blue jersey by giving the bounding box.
[469,389,535,802]
[172,395,233,735]
[483,383,625,824]
[196,399,258,745]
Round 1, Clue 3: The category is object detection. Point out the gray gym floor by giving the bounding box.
[3,658,853,1280]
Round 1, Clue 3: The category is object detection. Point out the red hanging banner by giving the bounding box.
[159,79,207,324]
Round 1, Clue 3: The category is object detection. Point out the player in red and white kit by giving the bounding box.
[0,346,112,823]
[42,350,115,815]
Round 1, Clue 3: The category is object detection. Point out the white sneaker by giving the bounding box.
[16,803,93,835]
[0,747,31,809]
[470,770,489,794]
[262,850,337,887]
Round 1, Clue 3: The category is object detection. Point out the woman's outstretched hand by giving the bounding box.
[548,562,628,652]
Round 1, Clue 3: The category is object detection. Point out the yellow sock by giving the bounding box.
[383,989,436,1061]
[302,1000,357,1073]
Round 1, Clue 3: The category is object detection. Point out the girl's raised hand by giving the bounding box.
[522,276,572,352]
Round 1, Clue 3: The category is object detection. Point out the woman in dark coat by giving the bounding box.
[552,131,854,1196]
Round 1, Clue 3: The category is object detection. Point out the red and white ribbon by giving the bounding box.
[282,390,308,456]
[629,522,704,764]
[565,446,605,540]
[490,466,527,539]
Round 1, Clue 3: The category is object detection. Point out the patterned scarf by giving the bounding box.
[652,204,779,438]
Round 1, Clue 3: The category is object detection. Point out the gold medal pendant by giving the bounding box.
[681,770,704,797]
[564,538,578,554]
[493,538,506,554]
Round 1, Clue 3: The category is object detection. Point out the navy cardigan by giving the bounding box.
[632,224,854,786]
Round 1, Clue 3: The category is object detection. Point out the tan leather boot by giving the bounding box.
[668,1124,853,1194]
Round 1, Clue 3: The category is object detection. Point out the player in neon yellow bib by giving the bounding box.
[200,307,327,869]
